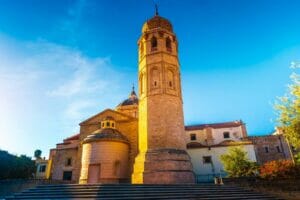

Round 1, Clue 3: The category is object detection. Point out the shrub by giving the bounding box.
[220,147,259,177]
[260,160,300,179]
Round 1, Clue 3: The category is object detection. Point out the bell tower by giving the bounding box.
[132,10,195,184]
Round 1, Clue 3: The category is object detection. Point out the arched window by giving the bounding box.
[151,37,157,51]
[166,37,172,51]
[167,69,174,89]
[140,42,144,56]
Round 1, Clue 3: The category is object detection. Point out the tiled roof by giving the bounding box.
[185,121,243,131]
[63,133,80,142]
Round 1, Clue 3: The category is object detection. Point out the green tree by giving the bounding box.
[220,147,258,177]
[34,149,42,159]
[0,150,36,179]
[275,62,300,148]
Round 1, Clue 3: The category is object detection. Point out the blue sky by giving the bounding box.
[0,0,300,157]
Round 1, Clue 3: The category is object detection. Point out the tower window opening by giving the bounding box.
[112,123,115,128]
[166,37,172,51]
[106,122,110,127]
[140,42,144,56]
[102,122,104,128]
[151,37,157,51]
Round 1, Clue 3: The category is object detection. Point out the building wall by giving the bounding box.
[185,126,245,145]
[187,144,256,175]
[51,148,78,181]
[80,141,129,184]
[247,135,293,164]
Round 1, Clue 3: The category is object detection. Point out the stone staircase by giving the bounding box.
[5,184,281,200]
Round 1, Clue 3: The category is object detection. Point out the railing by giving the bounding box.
[196,173,227,183]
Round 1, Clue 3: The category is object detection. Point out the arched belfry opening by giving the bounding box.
[151,36,157,50]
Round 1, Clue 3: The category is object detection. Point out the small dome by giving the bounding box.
[142,15,173,33]
[117,86,138,107]
[83,128,129,144]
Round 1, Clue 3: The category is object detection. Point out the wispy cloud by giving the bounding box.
[0,34,123,155]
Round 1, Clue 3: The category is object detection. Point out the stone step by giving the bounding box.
[7,194,277,200]
[24,188,251,192]
[5,184,280,200]
[15,191,265,196]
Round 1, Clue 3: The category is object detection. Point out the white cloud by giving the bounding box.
[0,35,123,156]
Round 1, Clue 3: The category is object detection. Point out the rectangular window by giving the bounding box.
[39,165,46,173]
[190,134,196,141]
[65,158,72,166]
[276,146,281,153]
[63,171,72,181]
[264,146,269,153]
[223,132,230,139]
[203,156,212,164]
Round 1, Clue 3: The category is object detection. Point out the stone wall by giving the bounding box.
[247,135,293,164]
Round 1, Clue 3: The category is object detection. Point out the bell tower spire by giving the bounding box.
[132,12,195,184]
[155,3,159,16]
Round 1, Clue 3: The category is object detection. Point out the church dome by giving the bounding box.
[83,128,129,144]
[117,86,138,107]
[142,15,173,33]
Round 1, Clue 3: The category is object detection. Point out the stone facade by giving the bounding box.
[247,135,293,164]
[132,14,195,184]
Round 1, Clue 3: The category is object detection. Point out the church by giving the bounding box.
[43,11,292,184]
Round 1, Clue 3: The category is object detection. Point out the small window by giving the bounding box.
[264,147,269,153]
[223,132,230,139]
[106,122,110,127]
[154,81,157,87]
[190,134,196,141]
[63,171,72,181]
[151,37,157,50]
[203,156,212,164]
[112,123,115,128]
[102,122,104,128]
[276,146,281,153]
[166,37,172,51]
[39,165,46,173]
[66,158,72,166]
[169,81,172,87]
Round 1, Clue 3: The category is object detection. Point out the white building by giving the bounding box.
[185,121,256,180]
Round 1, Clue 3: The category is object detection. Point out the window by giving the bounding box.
[223,132,230,139]
[166,37,172,51]
[112,123,115,128]
[151,36,157,50]
[65,158,72,166]
[63,171,72,181]
[154,81,157,87]
[203,156,212,164]
[39,165,46,173]
[190,134,196,141]
[276,146,281,153]
[169,81,172,87]
[264,146,269,153]
[102,122,104,128]
[106,122,110,127]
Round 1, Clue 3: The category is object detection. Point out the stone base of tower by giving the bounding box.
[132,149,195,184]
